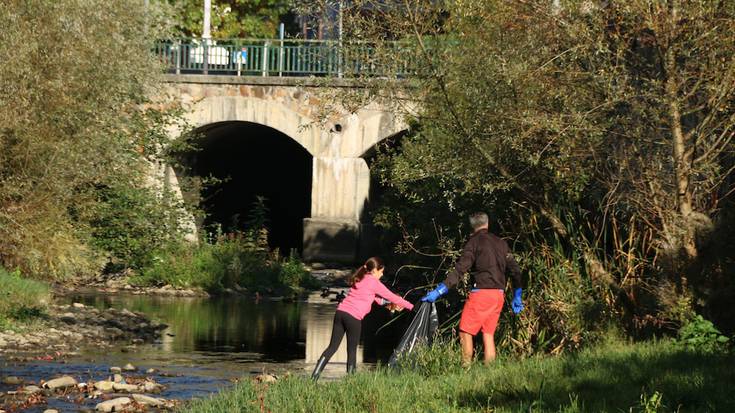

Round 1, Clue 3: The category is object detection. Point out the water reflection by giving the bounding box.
[1,292,413,412]
[302,294,363,366]
[69,291,405,373]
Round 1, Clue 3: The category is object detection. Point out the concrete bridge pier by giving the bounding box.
[304,156,371,263]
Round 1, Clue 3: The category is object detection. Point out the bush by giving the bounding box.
[0,267,50,328]
[88,184,186,272]
[276,253,313,290]
[677,314,730,354]
[133,235,318,294]
[492,242,610,357]
[0,0,176,280]
[132,242,223,290]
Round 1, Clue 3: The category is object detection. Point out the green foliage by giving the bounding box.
[133,235,317,294]
[276,253,311,290]
[677,315,731,354]
[168,0,295,38]
[182,339,735,412]
[0,0,186,280]
[497,243,610,356]
[0,267,50,328]
[88,184,188,271]
[334,0,735,343]
[634,391,664,413]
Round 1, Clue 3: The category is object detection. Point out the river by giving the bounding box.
[0,291,410,412]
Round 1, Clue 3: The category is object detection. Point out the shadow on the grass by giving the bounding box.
[455,348,735,412]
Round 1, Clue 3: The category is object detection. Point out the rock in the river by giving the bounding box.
[72,302,85,308]
[43,409,59,413]
[2,376,21,385]
[59,312,77,324]
[113,374,124,383]
[112,383,138,392]
[20,385,42,394]
[44,376,78,390]
[145,368,156,374]
[132,394,165,407]
[93,381,115,392]
[109,367,122,374]
[122,363,136,372]
[141,381,164,393]
[96,397,132,412]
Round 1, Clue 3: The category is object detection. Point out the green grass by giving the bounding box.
[0,267,50,329]
[181,338,734,413]
[130,239,318,294]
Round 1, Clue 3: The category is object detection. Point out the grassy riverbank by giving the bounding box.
[182,337,734,413]
[0,267,50,329]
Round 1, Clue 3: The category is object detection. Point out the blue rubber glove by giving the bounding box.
[511,288,524,314]
[421,283,448,303]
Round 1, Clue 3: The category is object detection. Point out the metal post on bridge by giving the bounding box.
[202,0,211,75]
[174,40,181,75]
[262,41,269,77]
[278,23,284,77]
[338,0,344,78]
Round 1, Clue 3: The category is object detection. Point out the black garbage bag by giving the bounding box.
[388,301,439,367]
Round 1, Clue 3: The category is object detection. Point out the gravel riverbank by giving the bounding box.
[0,303,166,358]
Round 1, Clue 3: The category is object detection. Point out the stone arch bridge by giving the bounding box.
[161,75,406,263]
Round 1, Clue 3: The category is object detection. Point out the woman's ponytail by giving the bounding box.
[350,256,384,286]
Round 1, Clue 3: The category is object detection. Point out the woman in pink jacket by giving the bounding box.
[311,256,414,380]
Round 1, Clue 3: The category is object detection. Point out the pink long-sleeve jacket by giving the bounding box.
[337,274,414,320]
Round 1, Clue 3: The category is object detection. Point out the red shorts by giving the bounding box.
[459,289,504,335]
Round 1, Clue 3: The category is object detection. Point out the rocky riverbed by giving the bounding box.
[0,365,174,412]
[0,268,355,412]
[0,303,167,358]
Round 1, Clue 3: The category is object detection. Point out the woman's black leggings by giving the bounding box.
[319,310,362,372]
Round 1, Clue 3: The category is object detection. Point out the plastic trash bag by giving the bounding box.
[388,301,439,367]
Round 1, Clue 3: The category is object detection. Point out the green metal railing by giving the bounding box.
[154,38,410,78]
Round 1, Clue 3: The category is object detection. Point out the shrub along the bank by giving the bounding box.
[182,337,734,413]
[131,235,317,294]
[0,1,184,280]
[0,267,50,329]
[341,0,735,349]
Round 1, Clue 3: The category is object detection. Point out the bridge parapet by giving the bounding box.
[155,38,410,78]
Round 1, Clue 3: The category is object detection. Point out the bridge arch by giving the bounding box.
[178,121,312,254]
[185,96,324,156]
[166,82,408,262]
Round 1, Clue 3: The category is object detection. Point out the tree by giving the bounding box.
[168,0,295,38]
[327,0,735,335]
[0,0,186,279]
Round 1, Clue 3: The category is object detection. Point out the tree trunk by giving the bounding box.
[664,1,698,259]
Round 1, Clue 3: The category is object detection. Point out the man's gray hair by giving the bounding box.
[469,212,489,230]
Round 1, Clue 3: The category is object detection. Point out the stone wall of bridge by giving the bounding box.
[162,75,407,263]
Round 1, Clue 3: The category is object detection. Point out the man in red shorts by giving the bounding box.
[421,212,524,365]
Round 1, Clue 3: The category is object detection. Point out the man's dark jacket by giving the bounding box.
[442,229,522,290]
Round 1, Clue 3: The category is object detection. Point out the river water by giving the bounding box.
[0,291,410,412]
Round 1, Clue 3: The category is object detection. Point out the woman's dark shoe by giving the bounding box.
[311,356,328,381]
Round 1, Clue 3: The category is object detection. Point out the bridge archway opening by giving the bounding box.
[182,121,312,254]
